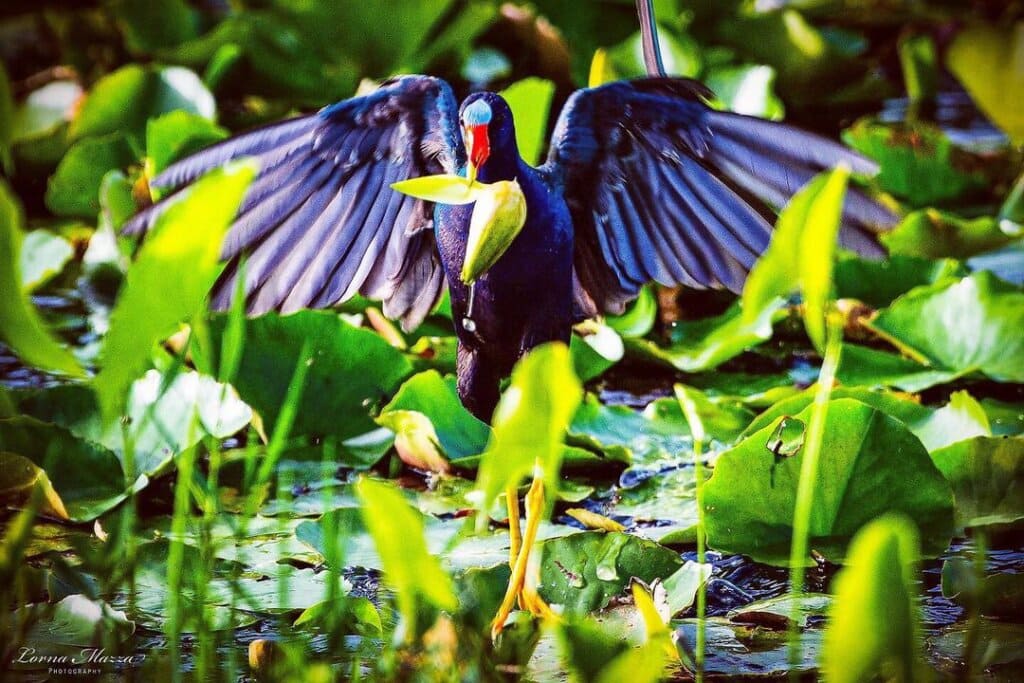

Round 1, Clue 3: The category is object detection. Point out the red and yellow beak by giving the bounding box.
[466,124,490,184]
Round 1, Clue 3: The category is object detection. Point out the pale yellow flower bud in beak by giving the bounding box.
[461,179,527,284]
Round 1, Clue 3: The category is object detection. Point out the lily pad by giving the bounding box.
[70,64,215,146]
[867,272,1024,384]
[842,119,987,206]
[6,595,134,670]
[0,417,133,522]
[703,399,954,564]
[834,253,964,308]
[930,436,1024,531]
[45,133,137,217]
[836,344,961,393]
[19,230,74,292]
[207,310,413,441]
[569,394,690,466]
[882,209,1019,260]
[375,370,489,471]
[538,531,683,615]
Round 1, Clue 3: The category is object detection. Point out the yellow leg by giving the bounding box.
[506,483,522,568]
[491,475,555,638]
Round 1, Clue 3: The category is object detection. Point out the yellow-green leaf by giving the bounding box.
[947,23,1024,143]
[391,174,482,205]
[0,181,85,378]
[461,179,527,283]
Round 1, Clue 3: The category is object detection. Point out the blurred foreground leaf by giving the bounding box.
[93,161,255,422]
[355,478,457,642]
[822,515,924,683]
[947,22,1024,143]
[0,181,84,378]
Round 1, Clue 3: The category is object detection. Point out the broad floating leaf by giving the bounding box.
[703,399,953,564]
[930,436,1024,531]
[947,22,1024,143]
[867,272,1024,384]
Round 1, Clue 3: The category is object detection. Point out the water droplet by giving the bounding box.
[462,318,476,332]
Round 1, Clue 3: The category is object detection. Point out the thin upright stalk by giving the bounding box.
[787,313,844,669]
[676,386,707,682]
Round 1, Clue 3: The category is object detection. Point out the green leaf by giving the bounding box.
[570,322,623,383]
[605,285,656,338]
[822,515,925,683]
[834,253,964,308]
[461,179,527,283]
[947,22,1024,143]
[475,343,583,520]
[0,417,131,522]
[19,229,74,292]
[930,436,1024,531]
[867,272,1024,383]
[45,132,136,218]
[93,161,255,422]
[376,370,490,470]
[107,0,198,53]
[7,595,133,666]
[538,531,682,615]
[70,64,215,146]
[881,209,1018,260]
[842,120,987,206]
[11,81,81,143]
[568,394,691,466]
[705,64,784,119]
[499,77,555,166]
[899,33,938,103]
[912,390,991,453]
[608,28,703,79]
[206,310,413,441]
[836,344,961,392]
[354,478,457,640]
[628,298,786,372]
[703,399,953,564]
[0,181,84,378]
[146,110,227,177]
[19,369,251,478]
[942,558,1024,619]
[742,167,849,350]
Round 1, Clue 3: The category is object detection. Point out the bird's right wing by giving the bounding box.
[541,78,897,319]
[123,75,464,330]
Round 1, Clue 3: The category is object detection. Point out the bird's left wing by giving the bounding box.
[541,78,896,318]
[123,75,464,330]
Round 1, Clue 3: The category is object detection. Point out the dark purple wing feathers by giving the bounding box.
[542,78,896,317]
[123,75,463,331]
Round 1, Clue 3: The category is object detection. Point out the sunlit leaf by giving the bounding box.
[70,64,215,146]
[354,478,457,641]
[146,110,227,177]
[947,22,1024,143]
[930,436,1024,531]
[742,166,849,350]
[475,343,583,520]
[376,370,490,471]
[93,161,255,423]
[0,181,84,378]
[703,399,953,564]
[822,515,925,683]
[462,179,527,283]
[391,174,481,204]
[705,64,784,119]
[867,272,1024,384]
[500,77,555,166]
[19,230,74,292]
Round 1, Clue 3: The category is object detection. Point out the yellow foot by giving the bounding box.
[491,476,555,639]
